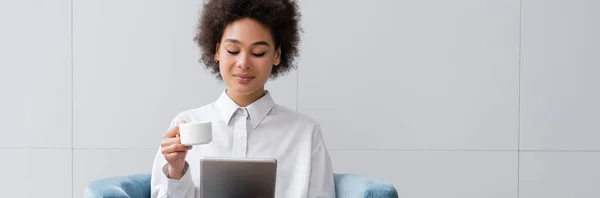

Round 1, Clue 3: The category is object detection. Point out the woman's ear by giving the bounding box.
[214,43,221,61]
[273,47,281,66]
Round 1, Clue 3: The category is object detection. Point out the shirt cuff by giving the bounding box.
[161,162,193,197]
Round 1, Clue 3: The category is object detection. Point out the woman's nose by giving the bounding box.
[236,53,250,69]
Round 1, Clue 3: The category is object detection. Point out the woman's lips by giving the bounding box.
[234,75,255,84]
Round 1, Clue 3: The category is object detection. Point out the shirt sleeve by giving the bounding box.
[150,115,196,198]
[308,124,337,198]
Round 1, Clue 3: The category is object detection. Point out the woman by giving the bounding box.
[150,0,336,197]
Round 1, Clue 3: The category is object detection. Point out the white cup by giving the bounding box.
[179,121,212,146]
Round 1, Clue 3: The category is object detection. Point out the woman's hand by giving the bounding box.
[161,120,192,180]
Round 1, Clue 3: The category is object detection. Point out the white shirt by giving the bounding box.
[150,90,336,198]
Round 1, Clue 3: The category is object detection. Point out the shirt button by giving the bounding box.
[235,133,243,139]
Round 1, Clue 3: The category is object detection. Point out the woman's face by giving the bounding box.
[215,18,281,98]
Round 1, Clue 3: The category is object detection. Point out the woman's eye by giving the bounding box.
[226,50,239,55]
[252,52,266,57]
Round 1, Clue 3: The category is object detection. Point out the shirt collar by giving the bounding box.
[215,90,276,128]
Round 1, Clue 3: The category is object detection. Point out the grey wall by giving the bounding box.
[1,0,598,197]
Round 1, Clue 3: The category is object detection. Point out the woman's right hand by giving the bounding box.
[161,120,192,180]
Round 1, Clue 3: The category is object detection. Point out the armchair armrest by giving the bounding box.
[334,174,399,198]
[83,174,151,198]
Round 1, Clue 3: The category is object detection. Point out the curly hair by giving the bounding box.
[194,0,301,80]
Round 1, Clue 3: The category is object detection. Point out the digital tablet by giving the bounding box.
[200,157,278,198]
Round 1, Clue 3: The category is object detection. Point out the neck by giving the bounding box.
[226,88,265,107]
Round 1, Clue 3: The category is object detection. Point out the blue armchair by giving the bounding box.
[84,173,398,198]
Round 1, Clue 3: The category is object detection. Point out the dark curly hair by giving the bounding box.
[194,0,301,80]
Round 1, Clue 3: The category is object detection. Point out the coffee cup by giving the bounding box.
[179,121,212,146]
